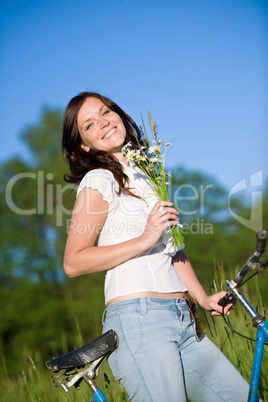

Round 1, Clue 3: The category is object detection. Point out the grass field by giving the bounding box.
[1,263,267,401]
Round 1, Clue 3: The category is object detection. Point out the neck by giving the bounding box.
[113,152,129,165]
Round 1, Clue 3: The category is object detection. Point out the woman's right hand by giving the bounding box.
[140,201,180,249]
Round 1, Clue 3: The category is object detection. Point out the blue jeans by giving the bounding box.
[102,297,249,401]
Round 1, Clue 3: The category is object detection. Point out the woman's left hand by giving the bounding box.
[201,291,236,316]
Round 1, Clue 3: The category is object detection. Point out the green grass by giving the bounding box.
[1,262,267,401]
[0,343,127,402]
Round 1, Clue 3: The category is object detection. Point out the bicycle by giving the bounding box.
[46,231,268,402]
[46,329,118,402]
[218,229,268,402]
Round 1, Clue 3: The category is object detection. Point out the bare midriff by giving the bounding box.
[106,291,187,306]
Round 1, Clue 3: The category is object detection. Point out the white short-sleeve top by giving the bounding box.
[77,163,187,305]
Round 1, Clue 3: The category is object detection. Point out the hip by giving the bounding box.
[106,291,187,307]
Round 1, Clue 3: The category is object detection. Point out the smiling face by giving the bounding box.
[77,97,127,157]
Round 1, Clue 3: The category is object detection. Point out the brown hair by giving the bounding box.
[62,92,143,195]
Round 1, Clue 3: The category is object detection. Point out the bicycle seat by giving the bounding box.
[46,330,118,372]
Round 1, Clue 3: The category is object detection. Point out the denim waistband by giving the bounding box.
[103,296,188,317]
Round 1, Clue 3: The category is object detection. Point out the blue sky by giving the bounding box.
[0,0,267,192]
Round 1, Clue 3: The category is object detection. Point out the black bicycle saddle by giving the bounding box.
[46,330,118,372]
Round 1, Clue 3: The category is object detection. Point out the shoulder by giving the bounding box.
[77,169,118,206]
[78,169,115,190]
[81,168,114,182]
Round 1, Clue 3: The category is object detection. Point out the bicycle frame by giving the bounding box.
[250,321,268,401]
[225,280,268,401]
[220,230,268,402]
[84,377,107,402]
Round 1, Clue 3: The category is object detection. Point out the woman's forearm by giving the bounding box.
[64,194,179,278]
[64,234,147,278]
[172,251,208,305]
[172,251,232,315]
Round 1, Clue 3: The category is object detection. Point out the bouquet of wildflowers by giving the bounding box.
[122,112,184,248]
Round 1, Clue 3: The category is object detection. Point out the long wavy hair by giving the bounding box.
[62,92,143,195]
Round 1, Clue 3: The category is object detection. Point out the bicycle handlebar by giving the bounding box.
[217,231,268,402]
[256,230,267,254]
[218,230,267,308]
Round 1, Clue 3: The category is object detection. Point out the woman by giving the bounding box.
[62,91,249,401]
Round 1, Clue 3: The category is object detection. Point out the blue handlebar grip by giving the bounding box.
[256,230,267,253]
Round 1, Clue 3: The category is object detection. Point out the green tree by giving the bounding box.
[0,108,77,372]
